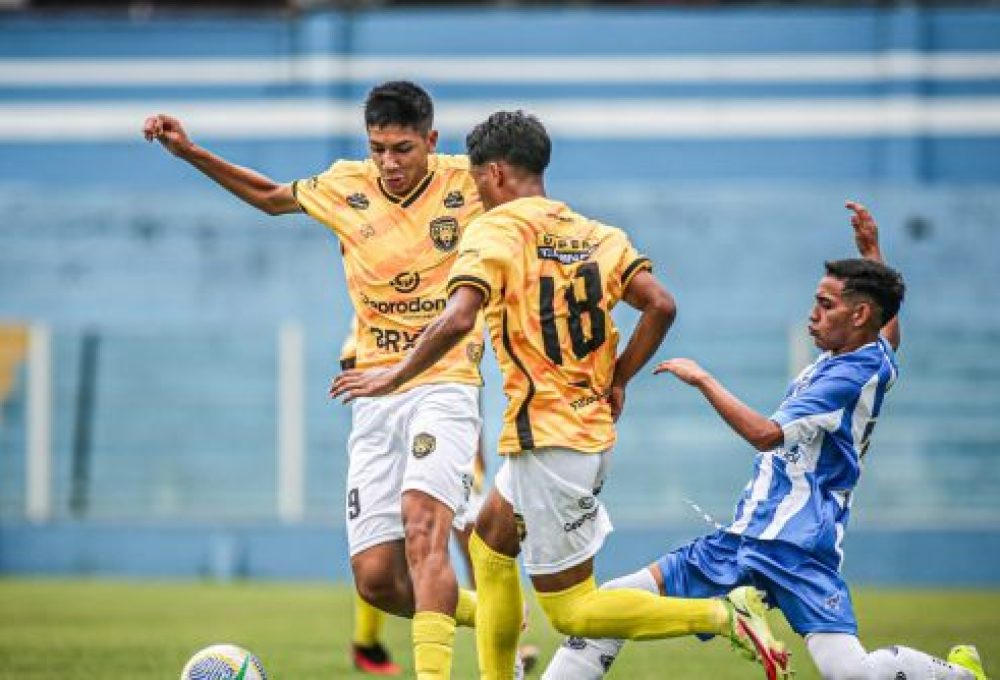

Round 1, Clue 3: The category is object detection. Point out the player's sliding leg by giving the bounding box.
[470,489,525,680]
[403,489,461,680]
[808,634,983,680]
[351,592,402,675]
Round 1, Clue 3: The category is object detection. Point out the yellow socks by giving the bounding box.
[455,587,478,628]
[352,592,384,647]
[413,611,456,680]
[535,575,727,640]
[469,530,523,680]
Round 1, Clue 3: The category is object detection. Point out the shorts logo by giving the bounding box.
[564,506,600,533]
[461,473,473,502]
[429,216,459,252]
[824,592,842,611]
[578,496,596,510]
[412,433,436,458]
[466,342,484,363]
[390,271,421,294]
[565,637,587,651]
[443,190,465,209]
[514,512,527,542]
[347,192,370,210]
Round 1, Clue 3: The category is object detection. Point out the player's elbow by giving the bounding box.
[448,309,478,337]
[650,289,676,325]
[749,423,784,452]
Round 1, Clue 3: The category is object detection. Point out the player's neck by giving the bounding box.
[831,331,878,356]
[508,177,546,202]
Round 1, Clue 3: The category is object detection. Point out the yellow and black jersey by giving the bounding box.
[293,154,486,390]
[339,317,358,370]
[447,196,652,455]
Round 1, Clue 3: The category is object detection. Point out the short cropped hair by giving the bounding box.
[364,81,433,132]
[466,110,551,175]
[824,258,905,326]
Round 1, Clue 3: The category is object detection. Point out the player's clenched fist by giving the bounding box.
[143,114,193,157]
[653,358,709,386]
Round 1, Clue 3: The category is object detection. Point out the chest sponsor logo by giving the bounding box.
[360,292,446,317]
[443,190,465,209]
[429,216,459,252]
[412,433,436,458]
[369,326,423,353]
[346,192,370,210]
[391,271,421,294]
[359,223,376,240]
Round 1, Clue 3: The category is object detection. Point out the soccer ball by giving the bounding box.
[180,643,268,680]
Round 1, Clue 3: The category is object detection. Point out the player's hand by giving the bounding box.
[845,200,882,262]
[653,358,709,386]
[607,383,626,422]
[329,368,398,404]
[143,113,194,158]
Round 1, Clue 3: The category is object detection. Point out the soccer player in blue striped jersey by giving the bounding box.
[542,202,989,680]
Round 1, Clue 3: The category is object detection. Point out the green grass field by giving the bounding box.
[0,579,996,679]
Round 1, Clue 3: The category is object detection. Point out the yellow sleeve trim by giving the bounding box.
[621,256,653,290]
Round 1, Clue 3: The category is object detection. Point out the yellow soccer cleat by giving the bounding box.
[949,645,989,680]
[724,587,793,680]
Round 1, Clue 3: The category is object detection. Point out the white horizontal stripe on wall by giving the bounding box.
[1,52,1000,87]
[2,97,999,141]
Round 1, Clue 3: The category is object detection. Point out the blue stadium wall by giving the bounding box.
[1,6,999,584]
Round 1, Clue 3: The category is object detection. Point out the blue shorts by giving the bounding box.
[654,529,857,636]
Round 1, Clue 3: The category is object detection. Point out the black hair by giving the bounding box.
[465,110,551,175]
[364,81,433,132]
[824,258,905,326]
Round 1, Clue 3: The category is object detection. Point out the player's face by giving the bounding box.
[367,125,437,196]
[808,276,858,352]
[469,162,502,210]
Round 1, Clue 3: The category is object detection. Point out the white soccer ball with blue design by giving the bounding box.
[180,643,267,680]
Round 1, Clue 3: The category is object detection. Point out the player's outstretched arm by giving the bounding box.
[143,114,301,216]
[609,270,676,421]
[654,359,783,452]
[330,286,485,403]
[846,200,901,350]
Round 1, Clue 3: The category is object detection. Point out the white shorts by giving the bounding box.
[495,447,614,575]
[345,383,480,557]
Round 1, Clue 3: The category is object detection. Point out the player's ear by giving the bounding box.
[852,300,873,329]
[426,129,439,150]
[489,161,504,188]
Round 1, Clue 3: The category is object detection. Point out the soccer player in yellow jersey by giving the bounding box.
[144,82,489,679]
[333,111,791,680]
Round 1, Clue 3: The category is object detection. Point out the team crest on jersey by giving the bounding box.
[391,271,421,294]
[536,233,597,264]
[443,190,465,209]
[412,433,436,458]
[466,342,484,363]
[513,512,527,542]
[429,216,459,251]
[346,192,370,210]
